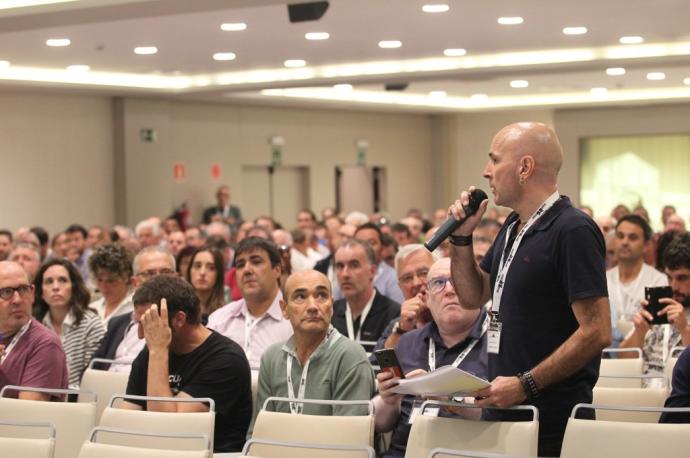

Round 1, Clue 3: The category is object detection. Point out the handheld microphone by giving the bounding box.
[424,188,488,252]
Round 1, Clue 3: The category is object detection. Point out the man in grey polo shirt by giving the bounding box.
[250,270,374,431]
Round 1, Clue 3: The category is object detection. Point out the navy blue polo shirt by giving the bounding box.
[478,196,607,431]
[383,308,488,457]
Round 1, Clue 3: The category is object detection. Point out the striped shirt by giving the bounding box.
[42,309,106,387]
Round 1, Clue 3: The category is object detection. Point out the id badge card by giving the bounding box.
[487,320,502,354]
[408,399,439,424]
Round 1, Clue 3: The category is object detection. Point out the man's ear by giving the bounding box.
[171,310,187,329]
[279,299,289,319]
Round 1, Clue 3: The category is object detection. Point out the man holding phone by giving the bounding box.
[620,233,690,376]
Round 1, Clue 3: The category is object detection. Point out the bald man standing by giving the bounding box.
[448,122,611,457]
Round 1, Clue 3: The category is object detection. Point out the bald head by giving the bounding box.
[0,260,29,281]
[284,269,332,298]
[494,122,563,180]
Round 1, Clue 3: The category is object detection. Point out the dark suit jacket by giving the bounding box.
[331,289,400,347]
[202,205,242,225]
[91,313,133,369]
[314,254,332,275]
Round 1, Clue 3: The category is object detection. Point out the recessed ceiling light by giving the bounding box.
[471,93,489,101]
[134,46,158,55]
[284,59,306,68]
[0,60,10,68]
[590,87,608,96]
[443,48,467,57]
[429,90,447,98]
[606,67,626,76]
[46,38,70,47]
[67,64,90,72]
[497,17,524,25]
[213,52,236,61]
[422,4,449,13]
[305,32,330,40]
[221,22,247,31]
[333,84,353,91]
[510,79,529,88]
[684,77,690,86]
[620,36,644,44]
[378,40,402,49]
[563,26,587,35]
[646,72,666,80]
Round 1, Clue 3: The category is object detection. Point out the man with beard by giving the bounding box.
[621,232,690,377]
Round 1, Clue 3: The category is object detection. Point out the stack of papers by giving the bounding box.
[390,365,490,397]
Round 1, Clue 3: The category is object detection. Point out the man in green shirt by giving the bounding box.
[251,270,374,431]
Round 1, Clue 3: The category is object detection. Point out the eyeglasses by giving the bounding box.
[136,269,176,280]
[0,284,33,301]
[427,276,453,295]
[399,268,429,285]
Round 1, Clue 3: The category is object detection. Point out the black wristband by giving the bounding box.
[518,371,539,400]
[449,234,473,246]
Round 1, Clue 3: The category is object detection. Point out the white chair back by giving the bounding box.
[403,401,539,458]
[592,386,668,422]
[599,348,643,384]
[0,386,96,458]
[561,404,690,458]
[429,450,531,458]
[78,427,210,458]
[80,359,131,422]
[0,420,56,458]
[98,394,215,450]
[242,438,375,457]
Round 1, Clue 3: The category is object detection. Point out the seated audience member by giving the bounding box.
[208,238,293,368]
[400,216,423,243]
[391,223,413,248]
[30,227,50,261]
[186,245,226,323]
[0,230,12,261]
[332,239,400,347]
[33,259,105,387]
[166,230,187,257]
[124,275,252,453]
[380,234,398,268]
[315,222,356,300]
[355,223,404,303]
[620,233,690,377]
[88,244,135,324]
[612,204,631,222]
[608,215,667,346]
[425,226,451,258]
[86,225,108,250]
[665,214,687,234]
[659,346,690,423]
[175,245,196,280]
[184,226,205,248]
[49,232,69,260]
[9,243,41,282]
[92,247,177,372]
[135,219,163,249]
[290,229,322,272]
[65,224,92,284]
[0,261,68,399]
[374,257,488,457]
[252,270,374,430]
[371,244,435,357]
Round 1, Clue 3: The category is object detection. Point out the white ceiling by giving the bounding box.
[2,0,690,112]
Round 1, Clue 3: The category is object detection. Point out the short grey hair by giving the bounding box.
[135,219,161,237]
[337,239,377,267]
[10,242,40,261]
[132,246,176,274]
[394,243,437,274]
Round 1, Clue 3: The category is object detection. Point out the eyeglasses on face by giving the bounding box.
[426,276,453,294]
[398,268,429,285]
[0,284,33,301]
[136,269,176,279]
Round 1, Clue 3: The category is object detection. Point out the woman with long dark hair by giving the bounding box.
[33,258,105,387]
[186,245,226,323]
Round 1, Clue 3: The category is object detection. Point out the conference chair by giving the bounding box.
[78,427,210,458]
[0,386,97,458]
[250,397,374,458]
[98,394,215,450]
[242,438,375,458]
[404,400,539,458]
[560,404,690,458]
[0,420,56,458]
[598,348,643,387]
[428,450,531,458]
[79,358,131,421]
[592,385,668,422]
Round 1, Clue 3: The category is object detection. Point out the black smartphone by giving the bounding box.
[374,348,405,379]
[645,286,673,325]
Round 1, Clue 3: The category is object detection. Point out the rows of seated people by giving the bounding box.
[1,192,690,457]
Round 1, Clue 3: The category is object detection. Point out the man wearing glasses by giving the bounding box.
[0,261,68,400]
[92,246,177,373]
[374,257,488,457]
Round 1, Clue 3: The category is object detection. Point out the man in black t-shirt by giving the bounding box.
[124,275,252,453]
[447,122,611,457]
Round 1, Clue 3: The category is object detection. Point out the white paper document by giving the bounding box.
[390,365,490,397]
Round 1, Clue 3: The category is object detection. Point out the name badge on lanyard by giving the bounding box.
[488,191,560,355]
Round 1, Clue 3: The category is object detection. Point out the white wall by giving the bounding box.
[0,91,114,235]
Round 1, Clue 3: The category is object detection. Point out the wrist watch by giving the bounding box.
[392,321,407,335]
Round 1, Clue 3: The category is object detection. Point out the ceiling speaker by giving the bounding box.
[287,2,330,23]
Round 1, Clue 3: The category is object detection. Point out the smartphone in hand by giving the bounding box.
[374,348,405,379]
[645,286,673,325]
